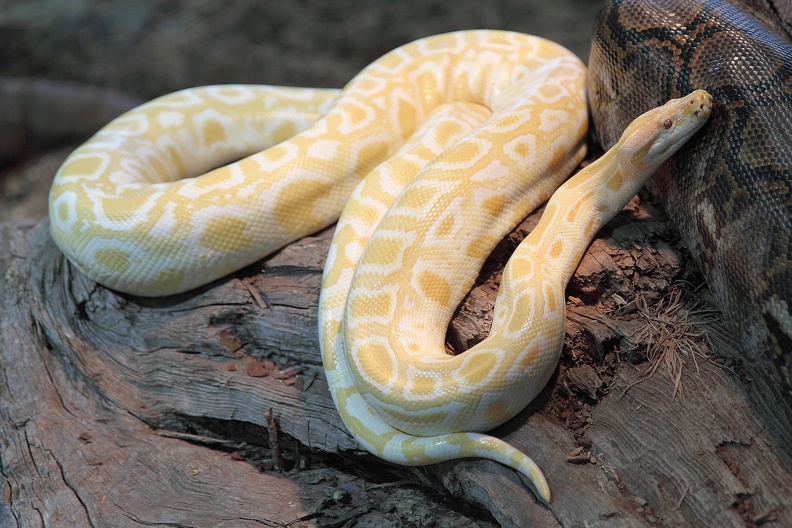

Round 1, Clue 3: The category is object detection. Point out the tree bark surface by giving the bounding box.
[2,195,790,527]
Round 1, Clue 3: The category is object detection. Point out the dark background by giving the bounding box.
[0,0,602,97]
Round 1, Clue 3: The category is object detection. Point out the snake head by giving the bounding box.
[619,89,712,171]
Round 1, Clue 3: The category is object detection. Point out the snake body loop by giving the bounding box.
[589,0,792,450]
[49,29,713,501]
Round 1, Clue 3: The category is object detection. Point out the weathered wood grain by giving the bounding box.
[0,220,315,527]
[2,185,790,527]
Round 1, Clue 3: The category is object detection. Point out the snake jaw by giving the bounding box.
[620,90,712,171]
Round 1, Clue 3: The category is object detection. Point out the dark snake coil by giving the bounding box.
[589,0,792,449]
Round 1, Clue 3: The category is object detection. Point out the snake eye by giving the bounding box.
[662,119,673,129]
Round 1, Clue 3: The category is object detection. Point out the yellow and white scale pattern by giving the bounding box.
[48,29,712,501]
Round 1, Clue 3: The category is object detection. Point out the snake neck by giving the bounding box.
[512,147,641,289]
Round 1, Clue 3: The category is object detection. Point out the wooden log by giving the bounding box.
[4,3,789,524]
[2,179,790,526]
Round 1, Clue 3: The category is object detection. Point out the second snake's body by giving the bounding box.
[590,0,792,450]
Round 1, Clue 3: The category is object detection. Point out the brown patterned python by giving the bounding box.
[589,0,792,448]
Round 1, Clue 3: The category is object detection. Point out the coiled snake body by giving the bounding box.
[590,0,792,450]
[49,29,713,500]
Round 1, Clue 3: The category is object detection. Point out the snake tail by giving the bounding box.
[328,91,711,503]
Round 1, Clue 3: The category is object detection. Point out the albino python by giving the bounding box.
[590,0,792,452]
[49,30,712,501]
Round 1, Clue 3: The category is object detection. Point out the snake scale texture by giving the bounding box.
[47,0,792,502]
[589,0,792,450]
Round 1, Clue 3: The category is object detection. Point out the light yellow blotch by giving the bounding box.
[537,82,563,101]
[397,187,434,210]
[565,199,583,223]
[418,270,451,306]
[149,267,186,295]
[333,385,399,455]
[346,103,369,125]
[526,219,550,244]
[354,141,390,180]
[359,177,386,200]
[202,119,226,147]
[542,201,558,220]
[355,77,378,92]
[510,141,530,159]
[200,215,252,252]
[264,144,289,162]
[322,232,356,289]
[549,239,563,259]
[550,143,574,169]
[102,194,151,222]
[426,33,455,51]
[415,71,442,107]
[385,408,449,426]
[94,247,131,275]
[57,201,71,223]
[481,194,506,218]
[483,399,510,425]
[273,180,335,232]
[408,374,440,397]
[436,214,455,237]
[60,155,102,177]
[367,236,403,266]
[452,71,473,102]
[167,146,186,179]
[359,204,385,226]
[543,282,558,313]
[507,255,533,279]
[431,120,465,149]
[347,291,394,321]
[146,153,169,182]
[607,171,623,192]
[459,350,498,384]
[520,343,541,370]
[465,233,498,258]
[583,218,600,239]
[448,140,482,167]
[527,202,558,243]
[507,299,533,334]
[396,99,417,138]
[271,121,298,143]
[355,342,396,385]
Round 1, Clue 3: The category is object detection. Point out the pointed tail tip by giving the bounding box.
[523,461,552,503]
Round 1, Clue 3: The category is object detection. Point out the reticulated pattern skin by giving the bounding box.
[49,28,713,502]
[589,0,792,451]
[49,84,343,295]
[323,87,710,502]
[49,30,589,501]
